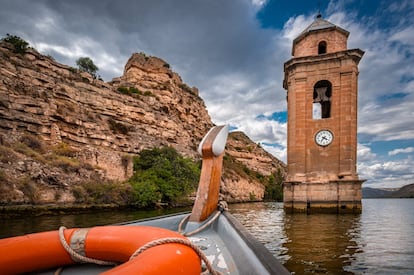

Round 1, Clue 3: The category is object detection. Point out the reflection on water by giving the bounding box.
[230,199,414,274]
[0,207,190,239]
[282,213,359,274]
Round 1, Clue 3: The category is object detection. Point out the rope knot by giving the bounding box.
[218,201,228,212]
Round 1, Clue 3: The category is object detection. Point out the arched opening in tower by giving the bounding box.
[313,80,332,119]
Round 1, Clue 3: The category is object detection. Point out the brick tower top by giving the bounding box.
[292,15,350,57]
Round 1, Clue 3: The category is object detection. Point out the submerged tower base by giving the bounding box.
[283,180,364,214]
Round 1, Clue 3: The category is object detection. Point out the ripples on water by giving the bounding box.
[230,199,414,274]
[228,202,290,262]
[346,199,414,274]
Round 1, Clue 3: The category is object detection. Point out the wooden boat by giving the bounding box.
[0,125,290,274]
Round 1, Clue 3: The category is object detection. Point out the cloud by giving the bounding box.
[281,14,314,43]
[357,143,377,162]
[262,144,287,163]
[359,157,414,188]
[389,147,414,156]
[250,0,268,8]
[358,143,414,188]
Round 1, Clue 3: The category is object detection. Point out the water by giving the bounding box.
[0,207,190,239]
[229,199,414,274]
[1,199,413,274]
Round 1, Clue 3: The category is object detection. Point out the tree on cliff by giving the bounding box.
[76,56,99,78]
[1,34,29,54]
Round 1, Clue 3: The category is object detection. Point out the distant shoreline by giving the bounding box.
[362,184,414,199]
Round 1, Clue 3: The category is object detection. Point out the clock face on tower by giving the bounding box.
[315,130,333,146]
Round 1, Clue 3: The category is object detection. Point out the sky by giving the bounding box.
[0,0,413,188]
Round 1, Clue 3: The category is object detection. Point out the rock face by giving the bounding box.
[223,131,286,202]
[0,42,286,205]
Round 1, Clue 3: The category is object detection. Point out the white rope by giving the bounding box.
[130,237,222,275]
[58,226,116,266]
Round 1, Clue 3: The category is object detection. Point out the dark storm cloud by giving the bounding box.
[1,0,286,104]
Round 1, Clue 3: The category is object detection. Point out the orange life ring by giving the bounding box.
[0,225,201,274]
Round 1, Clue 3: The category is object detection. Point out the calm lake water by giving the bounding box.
[1,199,413,274]
[229,199,414,274]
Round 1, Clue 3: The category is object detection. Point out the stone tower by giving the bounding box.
[283,15,365,213]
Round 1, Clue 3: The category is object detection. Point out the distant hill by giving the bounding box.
[362,187,394,198]
[390,183,414,198]
[362,183,414,198]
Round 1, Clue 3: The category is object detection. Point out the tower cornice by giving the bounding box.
[283,49,364,89]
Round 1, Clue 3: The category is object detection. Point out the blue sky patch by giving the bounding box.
[228,125,238,132]
[364,140,414,159]
[378,92,408,102]
[262,142,284,149]
[257,1,322,29]
[256,111,287,123]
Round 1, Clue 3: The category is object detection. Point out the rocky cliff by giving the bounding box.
[0,41,285,205]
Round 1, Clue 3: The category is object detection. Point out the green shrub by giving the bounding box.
[179,83,192,94]
[117,86,143,96]
[223,154,284,201]
[69,67,78,74]
[117,86,129,94]
[130,171,162,208]
[129,147,200,207]
[143,91,154,97]
[263,168,284,201]
[264,181,283,201]
[129,87,140,94]
[1,34,29,54]
[139,52,149,61]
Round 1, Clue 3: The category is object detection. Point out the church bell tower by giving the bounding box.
[283,15,365,213]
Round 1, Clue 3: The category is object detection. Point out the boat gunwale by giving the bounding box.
[117,211,190,226]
